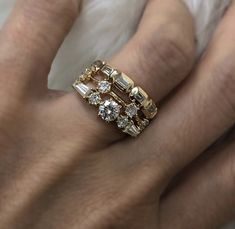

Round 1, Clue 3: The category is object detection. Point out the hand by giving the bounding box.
[0,0,234,228]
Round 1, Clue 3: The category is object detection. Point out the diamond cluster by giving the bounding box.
[99,99,121,122]
[73,60,158,137]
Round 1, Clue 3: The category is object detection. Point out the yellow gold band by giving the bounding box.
[73,60,158,137]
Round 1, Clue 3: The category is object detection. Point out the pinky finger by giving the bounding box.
[160,136,235,229]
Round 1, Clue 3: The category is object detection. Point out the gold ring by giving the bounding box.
[73,60,158,137]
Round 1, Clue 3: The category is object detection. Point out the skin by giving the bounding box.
[0,0,234,228]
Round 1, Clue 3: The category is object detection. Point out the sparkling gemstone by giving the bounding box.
[98,81,111,93]
[124,124,140,137]
[125,103,139,118]
[130,87,148,106]
[117,116,129,129]
[73,83,91,98]
[101,65,114,77]
[111,72,134,92]
[110,70,120,78]
[142,100,158,119]
[88,92,101,105]
[98,99,121,122]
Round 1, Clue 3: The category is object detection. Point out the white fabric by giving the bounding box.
[0,0,231,90]
[0,0,234,228]
[49,0,231,90]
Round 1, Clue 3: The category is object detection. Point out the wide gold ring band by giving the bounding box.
[73,60,158,137]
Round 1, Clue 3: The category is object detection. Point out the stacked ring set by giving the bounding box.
[73,60,158,137]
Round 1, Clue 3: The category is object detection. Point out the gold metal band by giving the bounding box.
[73,60,158,137]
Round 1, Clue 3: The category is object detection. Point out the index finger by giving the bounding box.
[0,0,80,94]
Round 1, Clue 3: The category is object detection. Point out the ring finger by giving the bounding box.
[58,0,196,144]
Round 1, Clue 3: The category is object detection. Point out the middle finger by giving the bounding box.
[131,1,235,184]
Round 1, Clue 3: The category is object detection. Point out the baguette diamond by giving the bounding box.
[111,72,134,92]
[142,100,158,119]
[130,87,148,106]
[101,65,113,77]
[124,124,140,137]
[73,83,91,98]
[73,60,158,137]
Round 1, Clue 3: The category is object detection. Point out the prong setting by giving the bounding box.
[73,61,158,137]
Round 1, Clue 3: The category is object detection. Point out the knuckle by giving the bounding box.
[134,22,195,83]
